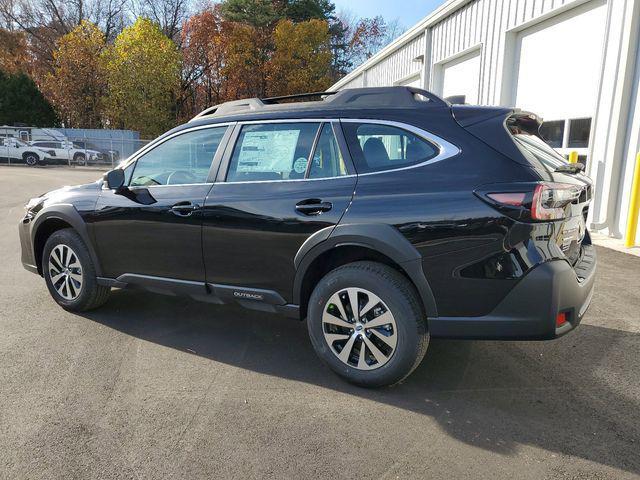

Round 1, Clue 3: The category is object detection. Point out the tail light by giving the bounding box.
[478,182,582,221]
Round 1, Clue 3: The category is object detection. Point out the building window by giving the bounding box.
[539,120,564,148]
[568,118,592,148]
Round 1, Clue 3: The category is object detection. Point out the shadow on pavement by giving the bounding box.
[80,288,640,475]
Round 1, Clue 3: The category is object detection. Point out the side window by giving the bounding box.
[343,122,439,173]
[308,124,347,179]
[226,123,320,182]
[130,127,226,187]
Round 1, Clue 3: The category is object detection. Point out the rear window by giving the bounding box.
[507,116,567,170]
[342,122,439,174]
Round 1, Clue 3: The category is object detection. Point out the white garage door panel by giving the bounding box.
[441,49,481,104]
[515,2,607,120]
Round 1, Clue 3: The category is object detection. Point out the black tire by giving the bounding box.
[42,228,110,312]
[23,152,39,167]
[307,261,429,387]
[73,153,86,166]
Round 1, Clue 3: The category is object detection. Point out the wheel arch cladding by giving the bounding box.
[32,205,102,276]
[294,223,438,320]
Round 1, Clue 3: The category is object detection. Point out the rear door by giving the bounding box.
[202,120,356,301]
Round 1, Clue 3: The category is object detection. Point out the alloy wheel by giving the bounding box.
[322,287,398,370]
[48,244,83,300]
[25,155,37,166]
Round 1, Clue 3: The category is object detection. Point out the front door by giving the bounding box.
[90,125,230,281]
[202,121,357,301]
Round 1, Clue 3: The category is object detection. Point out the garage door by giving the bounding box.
[439,49,481,104]
[514,1,607,159]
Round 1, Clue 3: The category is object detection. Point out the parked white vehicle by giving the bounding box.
[0,137,49,166]
[30,140,100,165]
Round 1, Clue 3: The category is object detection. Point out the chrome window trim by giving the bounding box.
[236,118,339,125]
[213,174,357,186]
[129,183,214,189]
[216,117,460,184]
[339,118,461,176]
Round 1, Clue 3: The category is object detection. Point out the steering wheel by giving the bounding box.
[166,170,198,185]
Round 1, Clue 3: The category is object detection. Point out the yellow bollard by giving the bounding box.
[624,152,640,247]
[568,151,579,164]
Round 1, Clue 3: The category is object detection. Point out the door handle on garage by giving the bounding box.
[170,202,200,216]
[295,199,333,215]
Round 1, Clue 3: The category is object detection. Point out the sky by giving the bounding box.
[332,0,446,30]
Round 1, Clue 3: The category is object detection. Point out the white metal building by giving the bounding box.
[331,0,640,241]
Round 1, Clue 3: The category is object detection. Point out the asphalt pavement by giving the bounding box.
[1,165,639,479]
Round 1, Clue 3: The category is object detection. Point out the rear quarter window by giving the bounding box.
[342,122,439,174]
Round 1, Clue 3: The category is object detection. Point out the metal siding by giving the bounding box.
[425,0,587,104]
[364,33,425,86]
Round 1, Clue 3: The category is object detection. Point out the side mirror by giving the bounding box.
[104,168,125,191]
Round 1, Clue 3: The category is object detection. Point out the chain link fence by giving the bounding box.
[1,129,152,169]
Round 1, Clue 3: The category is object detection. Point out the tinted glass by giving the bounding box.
[539,120,564,148]
[343,123,438,173]
[512,133,567,169]
[568,118,591,148]
[130,127,226,187]
[226,123,320,182]
[308,124,347,179]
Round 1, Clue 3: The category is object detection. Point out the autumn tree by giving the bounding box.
[220,0,281,28]
[131,0,190,41]
[179,5,228,120]
[103,17,180,137]
[267,18,331,97]
[0,70,58,125]
[43,21,106,128]
[331,11,403,79]
[0,29,30,74]
[0,0,128,72]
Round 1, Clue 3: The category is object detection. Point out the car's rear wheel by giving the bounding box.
[43,229,110,311]
[23,153,39,166]
[307,261,429,387]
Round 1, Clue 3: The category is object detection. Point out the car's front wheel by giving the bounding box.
[73,153,86,166]
[43,229,110,311]
[307,261,429,387]
[23,152,39,166]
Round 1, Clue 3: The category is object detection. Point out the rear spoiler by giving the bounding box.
[451,105,543,166]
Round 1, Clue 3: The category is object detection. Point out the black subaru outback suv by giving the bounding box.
[19,87,596,387]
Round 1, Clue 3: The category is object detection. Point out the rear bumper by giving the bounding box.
[429,244,596,340]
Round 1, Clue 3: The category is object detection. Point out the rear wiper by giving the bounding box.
[555,162,585,174]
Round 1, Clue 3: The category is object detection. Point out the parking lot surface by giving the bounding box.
[1,166,639,479]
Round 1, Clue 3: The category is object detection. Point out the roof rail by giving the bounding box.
[190,98,266,122]
[189,87,447,122]
[262,91,337,104]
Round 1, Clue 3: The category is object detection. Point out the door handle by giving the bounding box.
[295,199,333,215]
[170,201,200,216]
